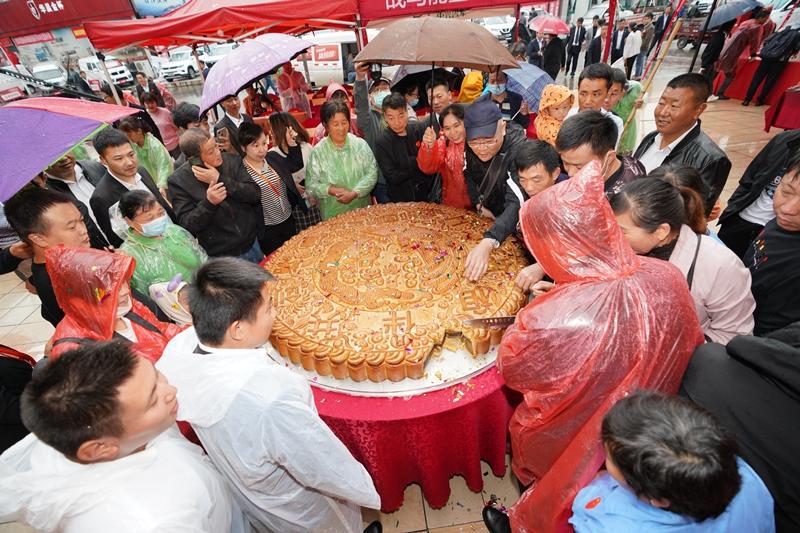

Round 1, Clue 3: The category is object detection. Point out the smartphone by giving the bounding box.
[215,128,229,143]
[190,156,206,168]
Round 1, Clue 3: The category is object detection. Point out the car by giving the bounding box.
[0,62,33,102]
[78,55,134,88]
[31,62,68,87]
[198,42,239,67]
[582,3,635,31]
[478,16,516,42]
[159,47,199,82]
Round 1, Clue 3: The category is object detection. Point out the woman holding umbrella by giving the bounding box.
[714,9,770,100]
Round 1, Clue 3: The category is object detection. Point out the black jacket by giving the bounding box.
[701,29,728,69]
[542,37,566,80]
[611,29,629,62]
[135,80,165,107]
[526,38,543,68]
[634,122,731,215]
[214,113,254,157]
[89,168,176,248]
[586,36,603,65]
[464,121,528,218]
[264,145,307,211]
[0,248,21,276]
[375,121,433,202]
[167,153,262,257]
[567,25,587,52]
[0,354,32,453]
[46,160,110,250]
[720,130,800,222]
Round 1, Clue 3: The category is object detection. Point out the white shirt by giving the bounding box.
[0,427,243,533]
[624,30,642,59]
[740,173,783,225]
[157,328,381,533]
[616,30,625,49]
[46,164,98,225]
[226,112,244,129]
[108,171,148,192]
[637,121,697,173]
[567,107,624,148]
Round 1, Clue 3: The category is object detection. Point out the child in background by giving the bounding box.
[606,68,643,155]
[570,392,775,533]
[534,84,573,146]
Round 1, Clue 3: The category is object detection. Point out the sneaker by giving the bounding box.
[707,95,719,102]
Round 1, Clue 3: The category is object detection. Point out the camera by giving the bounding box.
[369,63,383,82]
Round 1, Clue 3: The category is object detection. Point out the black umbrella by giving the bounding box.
[708,0,763,28]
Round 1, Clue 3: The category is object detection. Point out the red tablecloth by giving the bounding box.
[312,366,520,513]
[764,88,800,132]
[713,59,800,106]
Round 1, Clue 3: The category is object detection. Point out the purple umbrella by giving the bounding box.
[200,33,313,115]
[0,98,137,202]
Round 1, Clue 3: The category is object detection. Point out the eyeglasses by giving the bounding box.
[468,137,500,150]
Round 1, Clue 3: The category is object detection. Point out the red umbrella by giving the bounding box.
[529,14,570,36]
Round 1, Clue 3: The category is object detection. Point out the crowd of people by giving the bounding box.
[0,10,799,533]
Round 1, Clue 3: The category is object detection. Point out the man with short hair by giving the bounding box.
[634,73,731,215]
[650,4,673,54]
[171,102,210,168]
[487,70,530,128]
[168,128,262,261]
[157,258,381,533]
[375,92,431,202]
[566,18,587,78]
[134,71,165,107]
[0,340,241,532]
[567,63,625,147]
[585,20,606,66]
[719,129,800,258]
[89,128,175,247]
[214,94,253,156]
[527,31,544,68]
[43,153,110,249]
[465,140,564,281]
[353,62,391,203]
[557,110,645,198]
[425,77,454,131]
[636,13,655,79]
[611,20,629,64]
[744,153,800,336]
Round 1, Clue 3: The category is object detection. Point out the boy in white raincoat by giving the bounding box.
[157,257,381,533]
[0,340,242,533]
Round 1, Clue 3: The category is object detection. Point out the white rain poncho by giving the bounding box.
[157,327,381,533]
[0,426,242,533]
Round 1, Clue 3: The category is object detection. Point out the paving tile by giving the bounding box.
[479,459,520,511]
[0,524,37,533]
[7,321,55,345]
[379,484,428,533]
[0,306,39,328]
[424,476,486,529]
[429,523,488,533]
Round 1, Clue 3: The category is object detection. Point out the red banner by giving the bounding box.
[12,31,54,45]
[0,0,134,39]
[359,0,521,23]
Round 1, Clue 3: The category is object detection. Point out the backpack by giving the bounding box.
[760,28,800,60]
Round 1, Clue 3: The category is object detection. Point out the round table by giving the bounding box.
[312,365,520,513]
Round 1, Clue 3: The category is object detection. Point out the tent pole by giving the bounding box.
[688,0,718,72]
[192,44,206,82]
[514,4,521,41]
[97,52,122,105]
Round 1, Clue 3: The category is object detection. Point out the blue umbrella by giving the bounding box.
[504,61,554,111]
[708,0,763,29]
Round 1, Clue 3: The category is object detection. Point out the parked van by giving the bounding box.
[78,55,134,88]
[289,29,398,87]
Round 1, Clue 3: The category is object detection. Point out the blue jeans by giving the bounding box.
[262,75,278,95]
[634,51,647,78]
[237,240,265,264]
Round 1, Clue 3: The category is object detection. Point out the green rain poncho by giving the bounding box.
[305,133,378,220]
[120,223,207,294]
[613,81,643,156]
[132,132,174,189]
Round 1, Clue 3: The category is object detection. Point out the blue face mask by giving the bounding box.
[140,215,168,237]
[409,97,419,107]
[373,90,391,107]
[487,83,506,96]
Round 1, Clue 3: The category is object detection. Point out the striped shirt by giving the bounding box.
[244,161,292,225]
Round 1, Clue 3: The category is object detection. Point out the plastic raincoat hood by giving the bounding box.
[498,162,704,533]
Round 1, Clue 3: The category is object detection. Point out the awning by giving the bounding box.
[84,0,359,50]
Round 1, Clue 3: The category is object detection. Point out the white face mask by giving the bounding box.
[116,289,133,318]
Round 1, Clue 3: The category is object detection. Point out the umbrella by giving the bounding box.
[505,61,554,110]
[0,97,137,202]
[200,33,313,115]
[528,14,571,36]
[708,0,763,29]
[390,64,459,108]
[355,17,518,70]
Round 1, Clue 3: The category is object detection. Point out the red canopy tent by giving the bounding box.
[84,0,360,50]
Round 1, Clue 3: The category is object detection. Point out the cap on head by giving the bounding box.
[368,77,392,93]
[464,97,502,141]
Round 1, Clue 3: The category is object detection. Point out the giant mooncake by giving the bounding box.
[267,203,529,382]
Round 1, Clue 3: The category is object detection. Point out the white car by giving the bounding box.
[582,3,634,31]
[160,47,199,81]
[0,63,32,102]
[478,16,515,42]
[199,42,240,67]
[31,62,68,87]
[78,55,133,88]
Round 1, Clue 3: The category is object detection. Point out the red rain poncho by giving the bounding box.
[497,162,704,533]
[47,246,182,362]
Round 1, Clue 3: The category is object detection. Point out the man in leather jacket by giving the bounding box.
[634,73,730,216]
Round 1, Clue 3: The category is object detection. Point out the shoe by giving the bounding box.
[707,95,719,102]
[755,101,765,107]
[742,100,750,106]
[717,95,730,100]
[483,506,512,533]
[363,521,382,533]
